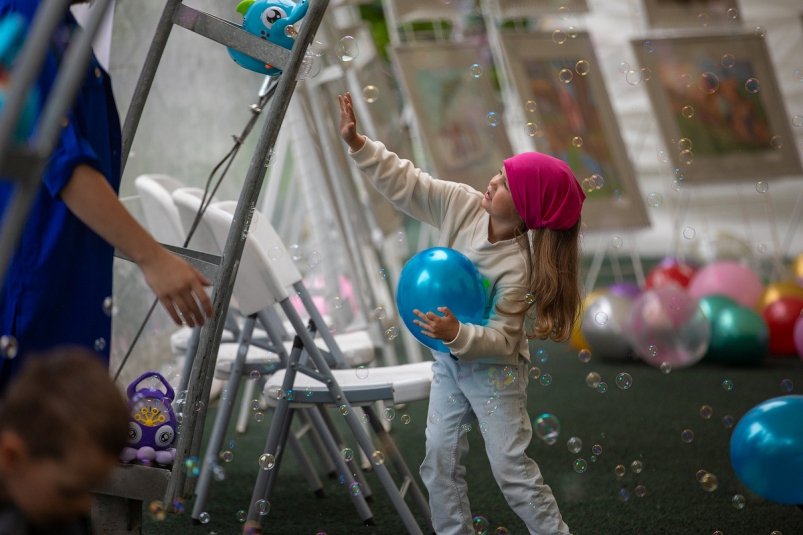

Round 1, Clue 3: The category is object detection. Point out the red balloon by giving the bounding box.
[645,260,696,290]
[761,297,803,355]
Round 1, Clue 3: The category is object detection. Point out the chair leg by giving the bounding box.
[236,379,257,434]
[297,409,337,478]
[191,316,257,521]
[318,406,374,501]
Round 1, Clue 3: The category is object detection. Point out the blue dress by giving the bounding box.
[0,0,122,389]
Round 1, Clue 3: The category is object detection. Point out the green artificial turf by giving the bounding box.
[142,340,803,535]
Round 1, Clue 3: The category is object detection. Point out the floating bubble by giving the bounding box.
[355,366,369,380]
[372,306,386,321]
[615,464,626,478]
[681,105,695,119]
[429,410,441,424]
[678,137,693,151]
[647,192,663,208]
[780,378,794,393]
[660,362,672,374]
[697,12,710,26]
[770,136,783,150]
[745,78,760,94]
[618,487,631,502]
[473,515,490,534]
[371,451,385,465]
[618,61,630,74]
[573,458,588,473]
[793,115,803,128]
[249,369,261,381]
[721,379,734,391]
[385,326,399,340]
[0,335,18,359]
[539,373,553,386]
[236,509,247,523]
[625,69,641,86]
[699,72,719,94]
[596,382,608,394]
[721,414,735,428]
[384,407,396,421]
[94,337,106,352]
[732,494,746,509]
[250,399,261,411]
[199,511,210,524]
[487,112,499,127]
[102,296,118,316]
[341,448,354,461]
[642,40,654,53]
[258,453,275,470]
[657,149,669,163]
[611,235,623,249]
[578,349,592,363]
[585,371,601,388]
[461,423,473,433]
[635,484,647,498]
[193,400,204,413]
[558,69,573,84]
[571,136,583,148]
[592,444,602,455]
[679,149,694,166]
[727,7,739,20]
[681,429,695,443]
[149,500,167,521]
[171,497,185,514]
[528,366,542,380]
[567,436,583,454]
[721,54,735,68]
[525,122,539,137]
[630,460,644,474]
[401,414,412,424]
[754,25,766,38]
[615,373,633,390]
[567,26,578,39]
[339,404,349,416]
[594,311,609,325]
[350,481,362,496]
[525,100,537,113]
[337,35,358,62]
[700,472,718,492]
[255,498,270,515]
[536,348,549,364]
[552,29,567,45]
[212,462,226,481]
[362,85,380,103]
[575,60,590,76]
[699,405,713,419]
[682,226,696,240]
[470,63,483,78]
[534,413,561,445]
[220,450,234,463]
[494,527,510,535]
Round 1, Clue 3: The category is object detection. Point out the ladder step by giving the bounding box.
[0,147,44,182]
[115,243,221,281]
[172,5,291,71]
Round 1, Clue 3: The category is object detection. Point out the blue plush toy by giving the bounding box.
[120,371,178,466]
[228,0,309,75]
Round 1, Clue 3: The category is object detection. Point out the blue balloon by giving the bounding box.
[396,247,487,352]
[730,395,803,504]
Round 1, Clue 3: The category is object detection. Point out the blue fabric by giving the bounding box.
[0,1,122,388]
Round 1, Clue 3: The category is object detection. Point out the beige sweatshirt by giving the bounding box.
[351,138,530,365]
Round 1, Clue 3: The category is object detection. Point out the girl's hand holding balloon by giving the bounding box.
[412,307,459,342]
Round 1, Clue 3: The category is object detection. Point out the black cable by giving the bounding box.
[113,77,280,383]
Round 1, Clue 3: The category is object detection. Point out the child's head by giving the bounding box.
[502,152,586,341]
[0,347,128,527]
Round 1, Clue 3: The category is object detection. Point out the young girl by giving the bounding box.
[339,93,584,535]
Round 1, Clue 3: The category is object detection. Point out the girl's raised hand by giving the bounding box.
[338,93,365,152]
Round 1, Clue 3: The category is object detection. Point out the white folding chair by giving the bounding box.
[199,201,433,532]
[134,174,186,247]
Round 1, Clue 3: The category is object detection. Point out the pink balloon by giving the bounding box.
[795,315,803,360]
[687,261,764,308]
[627,286,710,369]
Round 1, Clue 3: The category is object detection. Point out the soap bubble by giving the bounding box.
[371,451,385,465]
[681,429,695,443]
[575,60,590,76]
[473,515,490,534]
[350,482,361,495]
[337,36,358,62]
[255,498,270,515]
[363,85,380,103]
[102,296,118,316]
[533,413,560,445]
[552,29,567,44]
[94,337,106,351]
[585,371,601,388]
[0,335,18,359]
[681,105,695,119]
[618,61,630,74]
[356,365,369,379]
[487,112,499,127]
[682,226,696,240]
[699,405,713,419]
[721,379,734,391]
[539,373,553,386]
[401,414,412,424]
[721,414,735,428]
[635,484,647,498]
[615,373,633,390]
[567,436,583,453]
[578,349,592,363]
[699,72,719,94]
[592,444,603,455]
[199,511,210,524]
[770,136,783,149]
[721,54,735,68]
[678,138,693,151]
[341,448,354,461]
[470,63,482,78]
[529,366,541,380]
[148,500,167,521]
[220,450,234,463]
[384,407,396,421]
[615,464,626,477]
[558,69,573,84]
[745,78,760,94]
[630,460,643,474]
[573,458,588,473]
[780,378,794,392]
[700,472,718,492]
[625,69,641,86]
[258,453,275,470]
[732,494,746,509]
[596,382,608,394]
[525,100,537,113]
[385,326,399,340]
[571,136,583,148]
[594,311,609,325]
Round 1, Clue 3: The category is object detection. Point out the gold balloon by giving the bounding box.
[756,281,803,311]
[794,253,803,279]
[570,289,607,350]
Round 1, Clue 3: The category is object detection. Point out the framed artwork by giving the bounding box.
[642,0,741,29]
[632,30,802,184]
[494,0,589,18]
[390,42,514,192]
[498,31,650,231]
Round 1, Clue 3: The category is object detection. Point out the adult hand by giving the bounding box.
[139,248,213,327]
[412,307,459,343]
[338,92,365,152]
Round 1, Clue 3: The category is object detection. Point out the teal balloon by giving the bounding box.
[705,304,768,364]
[731,395,803,504]
[698,294,739,321]
[397,247,487,352]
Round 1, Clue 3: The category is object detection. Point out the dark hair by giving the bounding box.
[0,347,129,459]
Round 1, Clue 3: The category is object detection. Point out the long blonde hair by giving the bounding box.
[508,219,582,342]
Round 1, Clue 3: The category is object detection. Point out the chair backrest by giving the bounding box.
[134,174,186,246]
[171,187,222,254]
[204,201,303,316]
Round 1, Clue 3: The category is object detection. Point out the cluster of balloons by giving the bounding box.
[572,254,803,367]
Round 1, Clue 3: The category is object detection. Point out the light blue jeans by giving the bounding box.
[420,352,570,535]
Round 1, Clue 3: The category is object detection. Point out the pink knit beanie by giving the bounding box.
[503,152,586,231]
